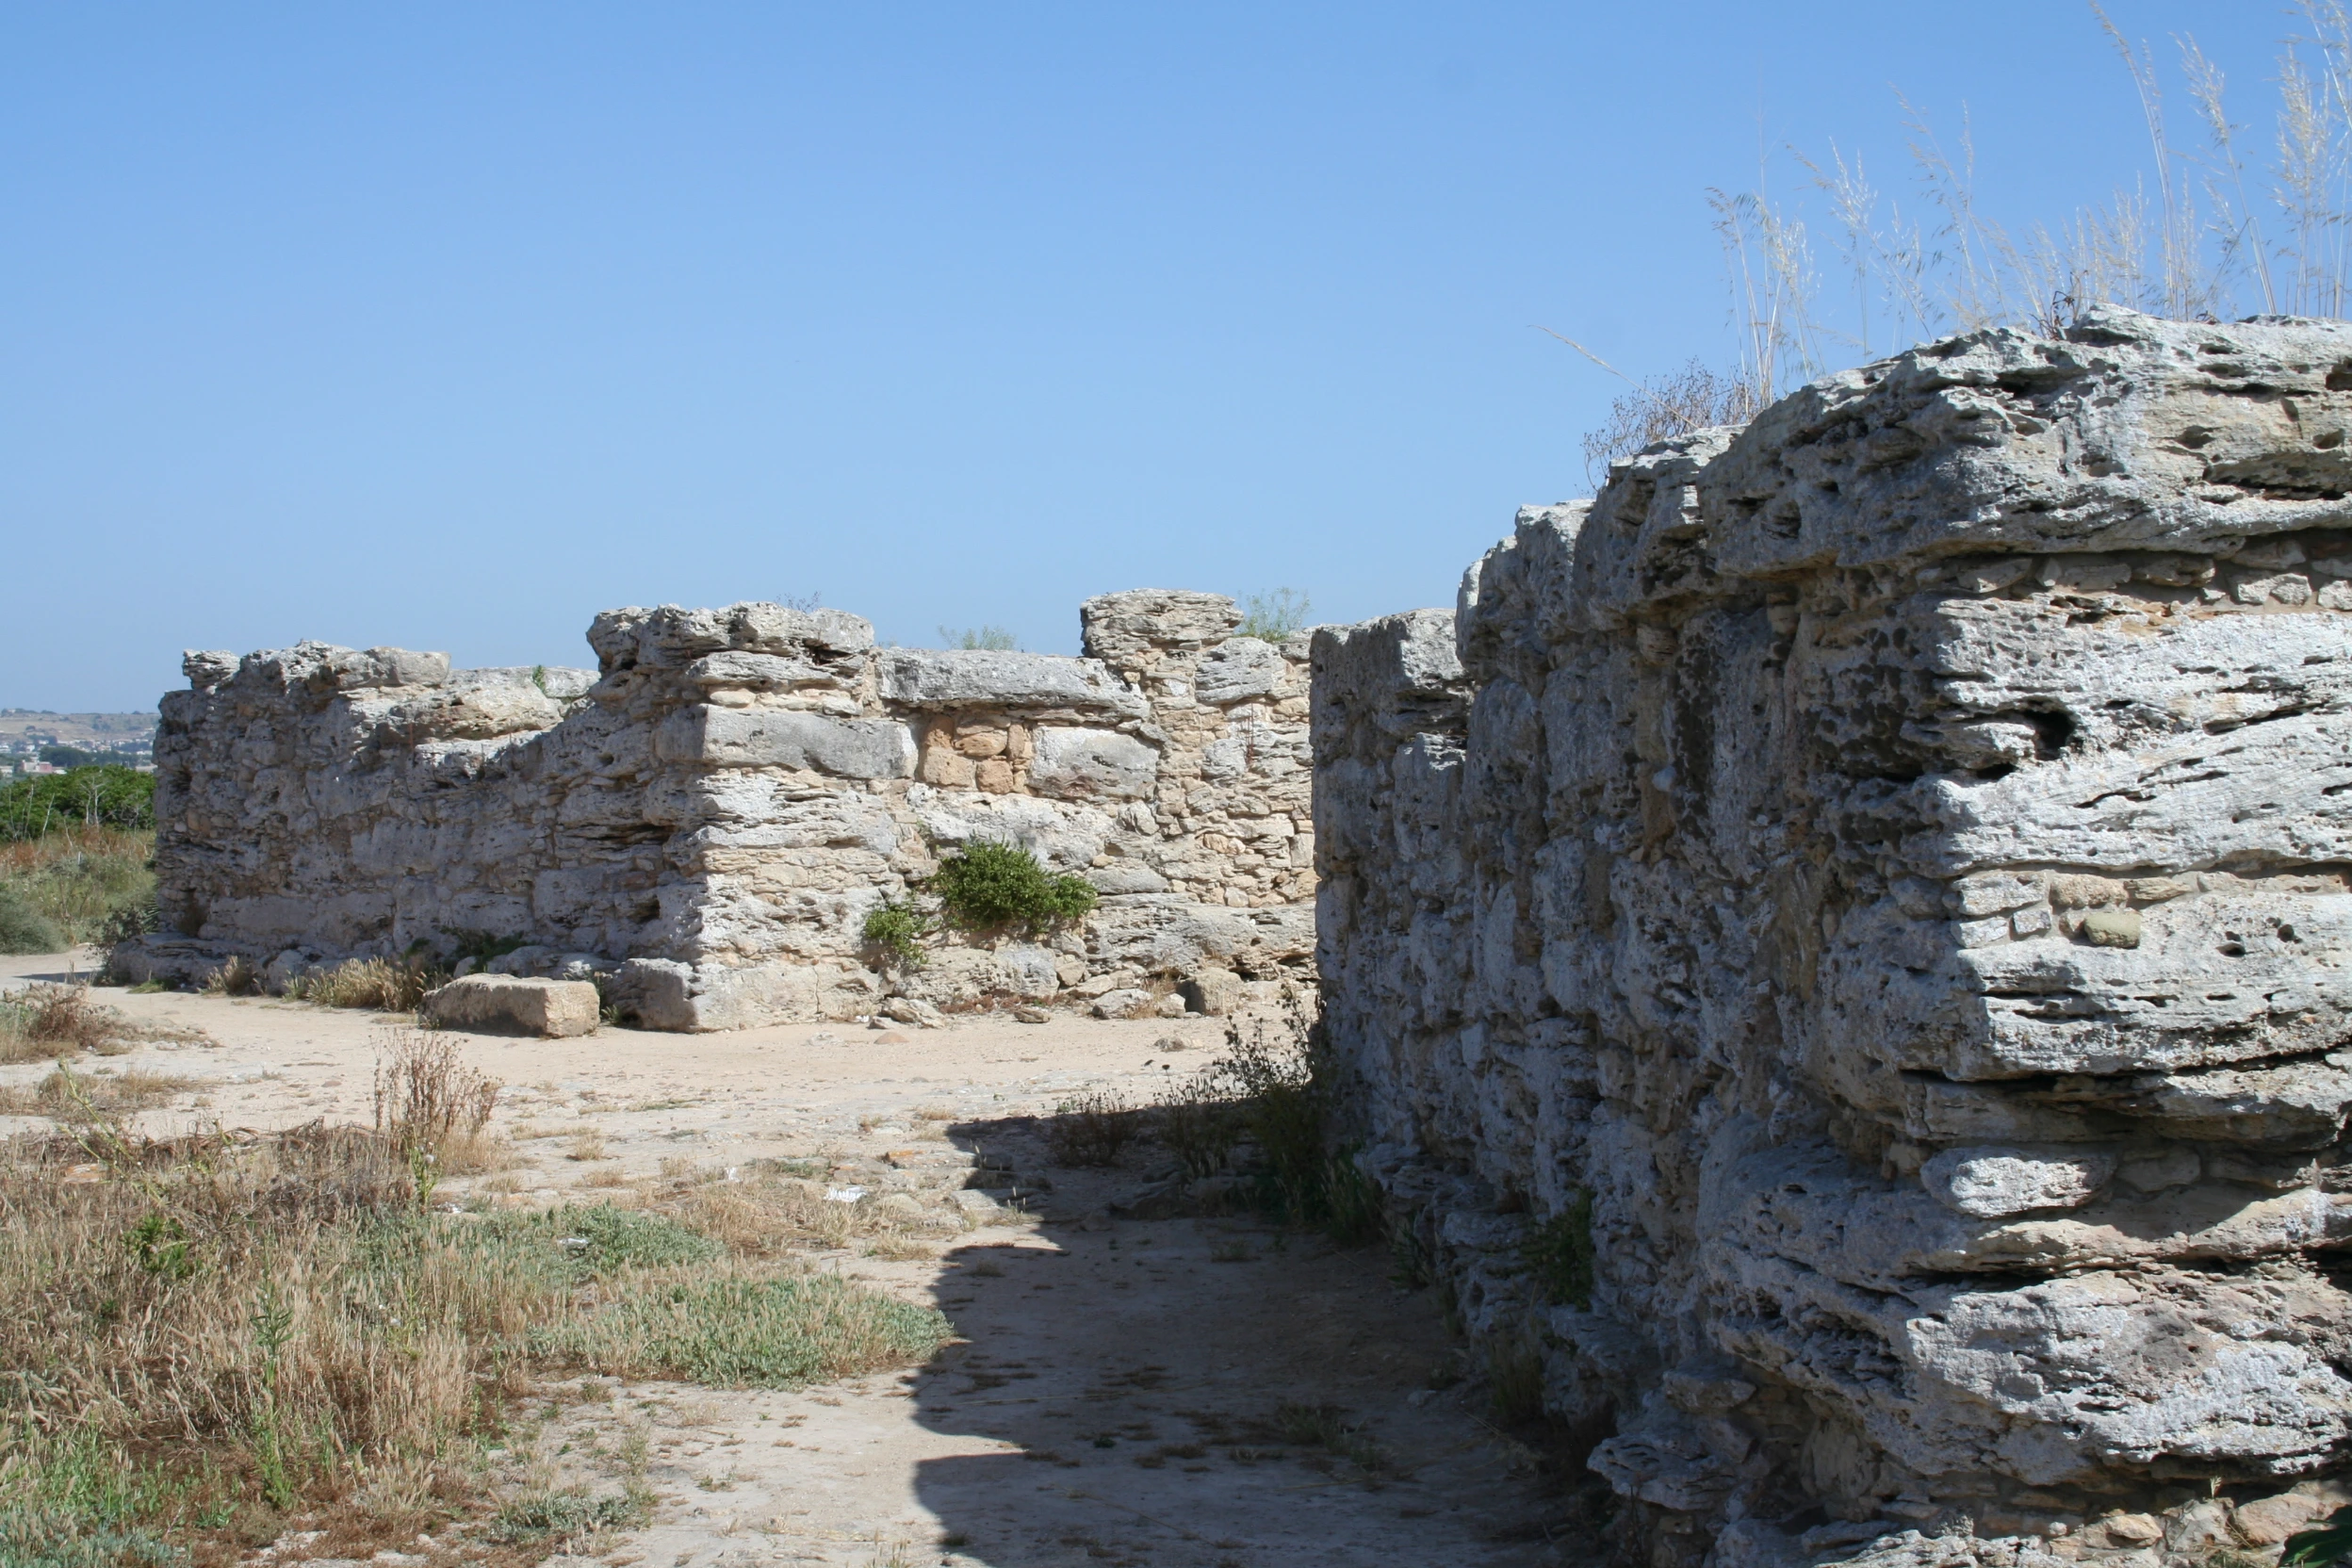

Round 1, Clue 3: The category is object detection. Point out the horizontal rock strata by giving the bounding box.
[1314,308,2352,1564]
[123,591,1313,1027]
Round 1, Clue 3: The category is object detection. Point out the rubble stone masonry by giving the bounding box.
[120,591,1314,1027]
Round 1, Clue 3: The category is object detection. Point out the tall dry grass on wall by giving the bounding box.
[1562,1,2352,478]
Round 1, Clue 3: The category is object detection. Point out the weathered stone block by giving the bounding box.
[1028,727,1156,800]
[655,707,912,776]
[423,975,598,1037]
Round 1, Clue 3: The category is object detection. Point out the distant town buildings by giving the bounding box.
[0,710,157,776]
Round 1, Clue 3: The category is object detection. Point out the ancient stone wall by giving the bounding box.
[1315,308,2352,1566]
[122,591,1314,1029]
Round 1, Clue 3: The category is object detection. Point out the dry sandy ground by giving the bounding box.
[1,953,1574,1568]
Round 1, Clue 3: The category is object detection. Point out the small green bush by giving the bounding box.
[860,901,926,969]
[1523,1190,1596,1309]
[0,768,155,841]
[0,888,65,956]
[939,625,1019,651]
[931,841,1097,932]
[1237,587,1311,642]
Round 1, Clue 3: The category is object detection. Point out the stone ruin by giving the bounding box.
[110,303,2352,1563]
[1314,308,2352,1566]
[116,591,1314,1027]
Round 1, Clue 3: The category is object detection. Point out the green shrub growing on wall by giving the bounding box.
[860,901,927,969]
[1523,1189,1596,1309]
[930,841,1096,932]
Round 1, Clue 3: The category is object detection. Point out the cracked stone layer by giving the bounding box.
[1314,308,2352,1565]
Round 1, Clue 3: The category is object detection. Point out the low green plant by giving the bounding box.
[528,1272,951,1388]
[1153,1074,1243,1180]
[487,1485,651,1544]
[1487,1338,1549,1427]
[1271,1400,1386,1472]
[441,928,529,969]
[1523,1190,1596,1310]
[1320,1151,1384,1247]
[860,902,926,970]
[0,889,64,956]
[938,625,1019,651]
[930,841,1096,932]
[480,1203,723,1275]
[1236,588,1312,642]
[246,1283,298,1510]
[1044,1090,1142,1168]
[2286,1507,2352,1567]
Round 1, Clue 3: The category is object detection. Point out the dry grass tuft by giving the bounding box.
[293,955,446,1012]
[1044,1089,1145,1168]
[565,1128,609,1162]
[0,1064,200,1119]
[0,983,130,1063]
[373,1030,500,1176]
[199,954,263,996]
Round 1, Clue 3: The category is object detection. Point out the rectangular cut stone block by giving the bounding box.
[655,706,913,776]
[423,974,598,1037]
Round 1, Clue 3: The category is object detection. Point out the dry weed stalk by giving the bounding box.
[372,1030,500,1168]
[1563,2,2352,466]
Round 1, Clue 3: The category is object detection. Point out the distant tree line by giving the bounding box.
[0,765,155,841]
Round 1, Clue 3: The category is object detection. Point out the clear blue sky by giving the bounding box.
[0,2,2299,710]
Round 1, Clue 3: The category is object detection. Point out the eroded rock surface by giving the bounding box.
[126,593,1314,1027]
[1315,309,2352,1563]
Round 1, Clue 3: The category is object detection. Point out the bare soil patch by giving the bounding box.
[0,951,1577,1567]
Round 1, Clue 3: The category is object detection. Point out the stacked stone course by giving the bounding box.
[1315,308,2352,1566]
[121,591,1314,1028]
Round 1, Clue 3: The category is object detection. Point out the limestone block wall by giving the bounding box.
[126,592,1314,1029]
[1315,308,2352,1564]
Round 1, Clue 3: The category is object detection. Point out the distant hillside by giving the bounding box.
[0,710,155,765]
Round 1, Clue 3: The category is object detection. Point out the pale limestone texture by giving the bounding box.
[420,974,599,1037]
[1315,309,2352,1565]
[119,594,1312,1028]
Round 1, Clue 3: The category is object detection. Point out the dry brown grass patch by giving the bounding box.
[0,982,133,1062]
[296,956,445,1011]
[0,1064,199,1119]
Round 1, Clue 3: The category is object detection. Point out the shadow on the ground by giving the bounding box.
[895,1110,1591,1568]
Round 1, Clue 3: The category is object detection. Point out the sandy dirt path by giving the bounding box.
[2,954,1573,1568]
